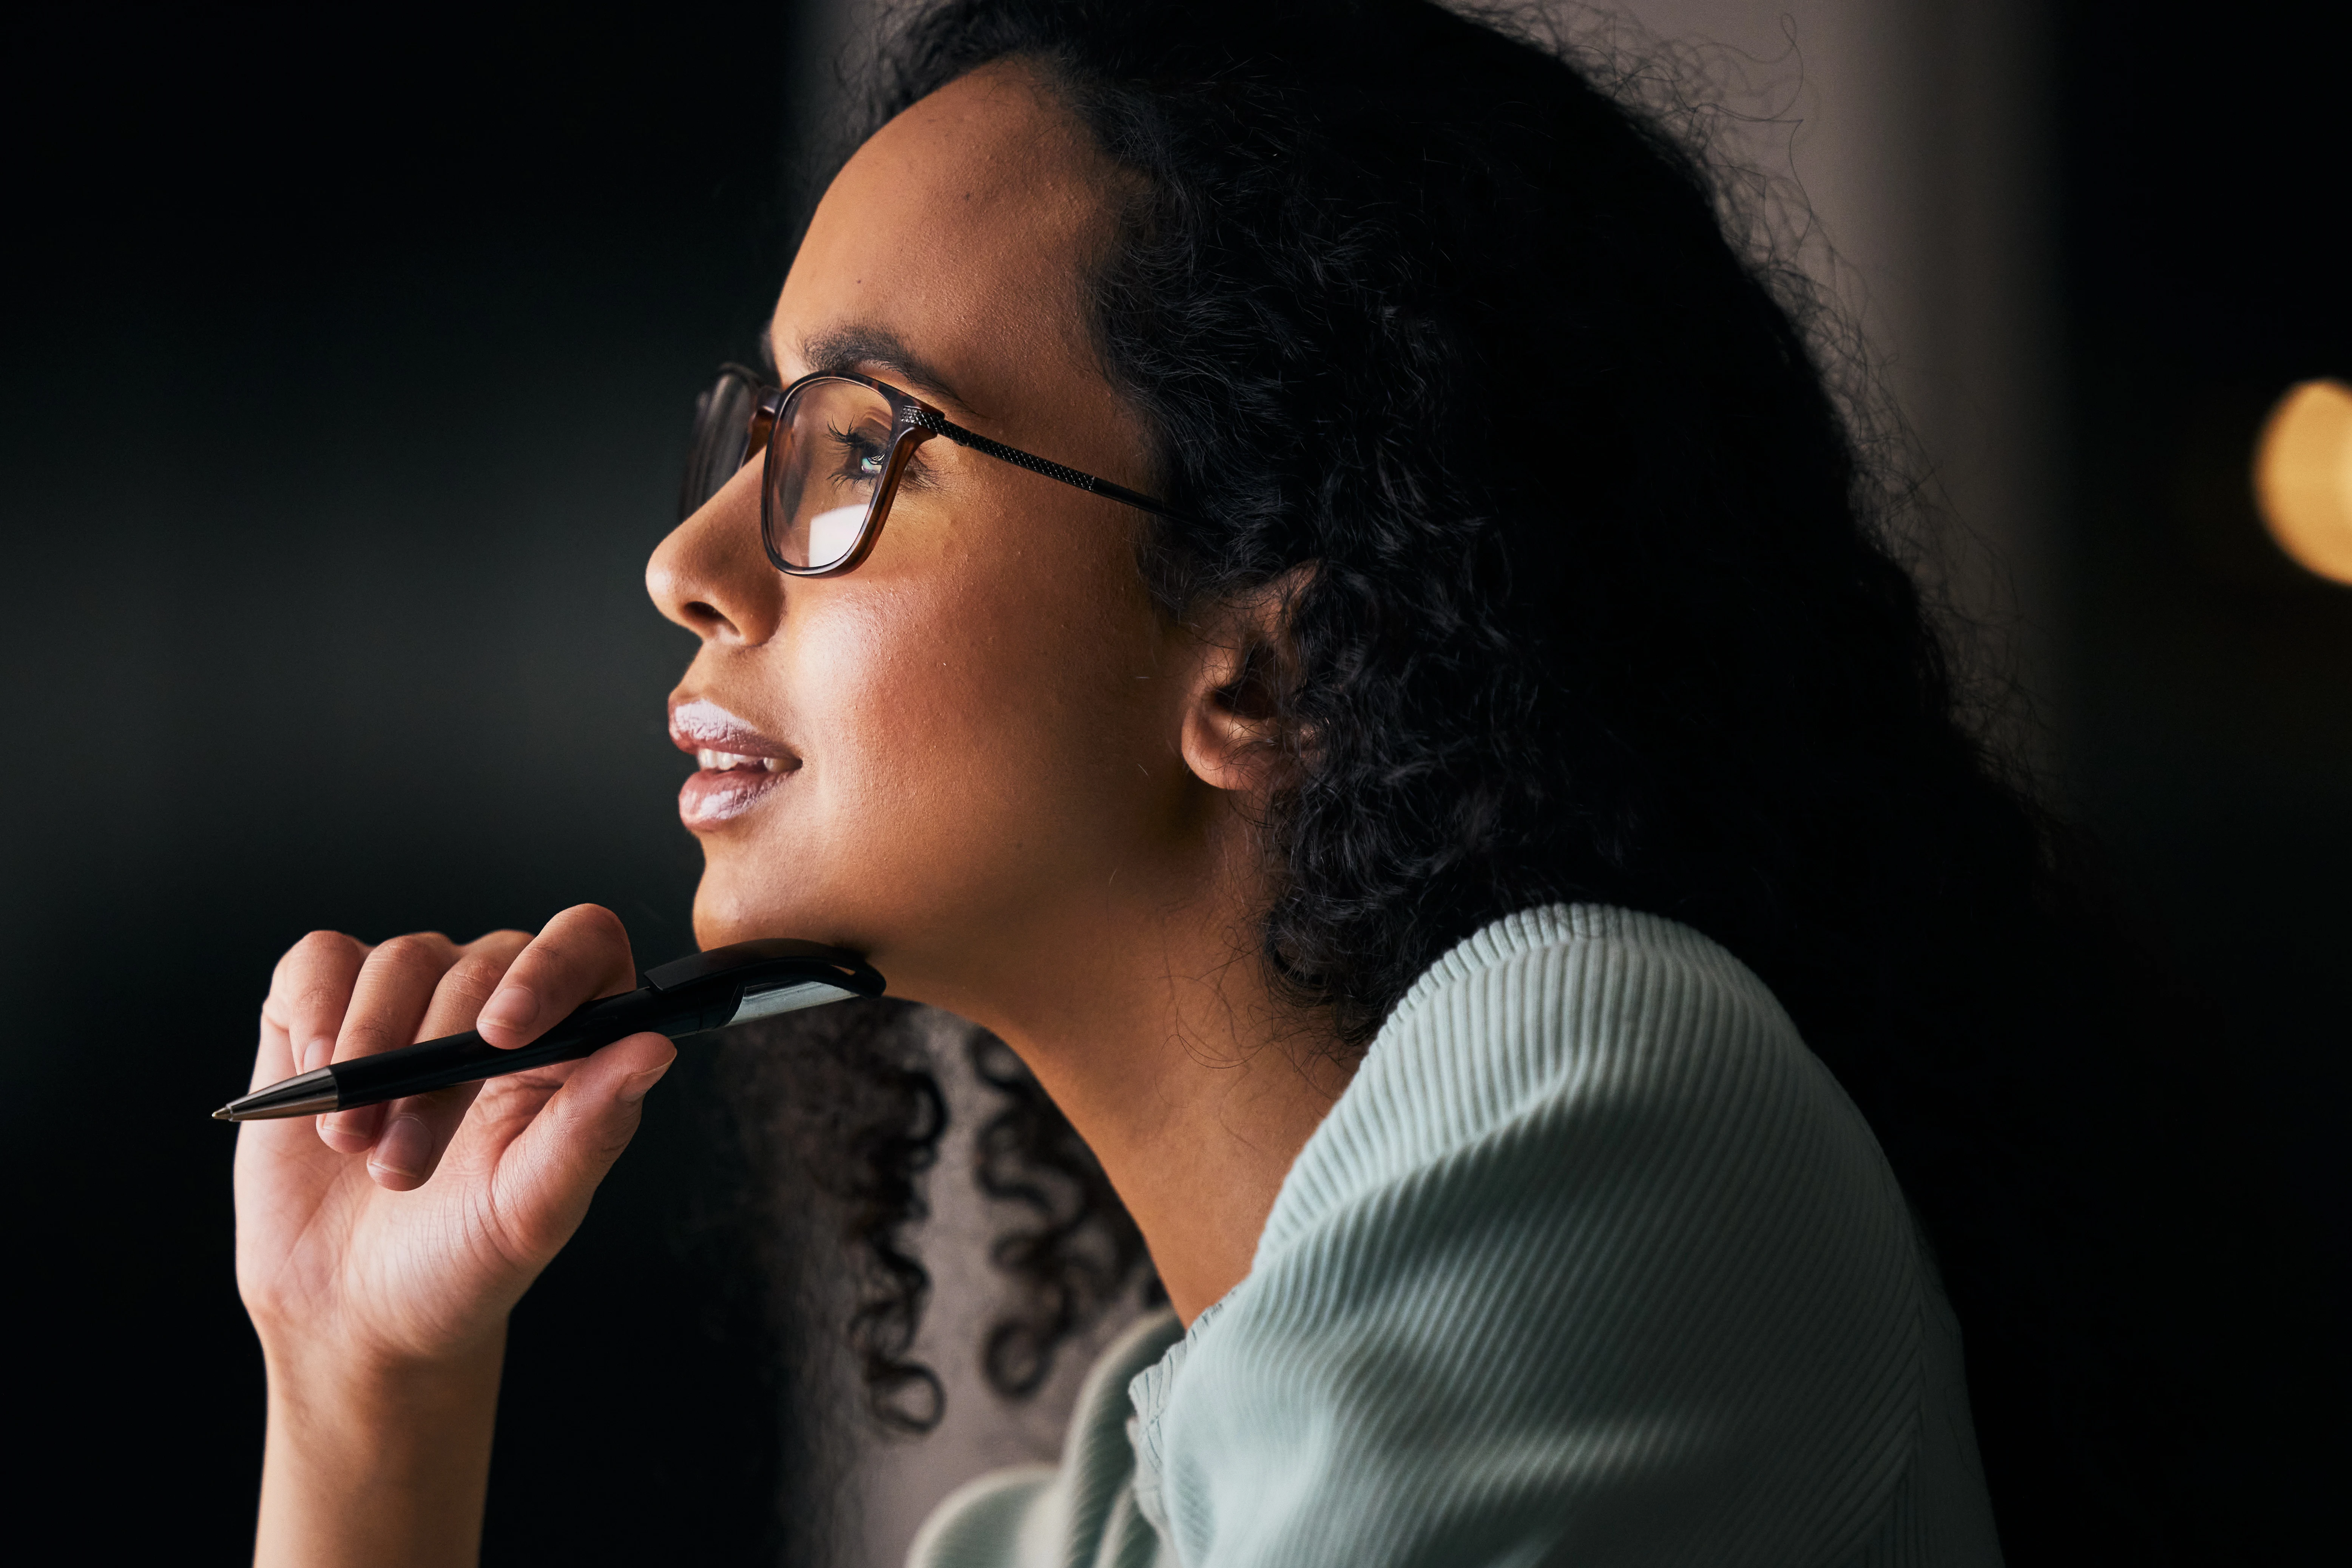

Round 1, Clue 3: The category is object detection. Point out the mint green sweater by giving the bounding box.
[909,905,2005,1567]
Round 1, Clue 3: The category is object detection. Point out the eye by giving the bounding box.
[823,420,894,485]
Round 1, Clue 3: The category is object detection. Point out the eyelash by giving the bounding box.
[821,422,890,483]
[821,421,938,491]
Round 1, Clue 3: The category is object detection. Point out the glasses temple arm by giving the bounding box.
[911,407,1199,525]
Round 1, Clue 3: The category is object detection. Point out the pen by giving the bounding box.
[213,938,885,1122]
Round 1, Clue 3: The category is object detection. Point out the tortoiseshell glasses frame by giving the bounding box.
[678,363,1196,576]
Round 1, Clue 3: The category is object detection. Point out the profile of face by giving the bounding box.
[646,63,1265,1029]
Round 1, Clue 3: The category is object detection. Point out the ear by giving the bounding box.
[1179,565,1314,796]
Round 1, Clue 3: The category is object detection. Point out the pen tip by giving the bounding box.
[213,1106,238,1122]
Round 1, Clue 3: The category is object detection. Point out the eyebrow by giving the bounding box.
[791,324,972,412]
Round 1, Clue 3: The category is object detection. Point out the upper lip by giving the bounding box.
[668,697,796,763]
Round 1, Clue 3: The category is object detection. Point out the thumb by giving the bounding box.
[491,1033,676,1264]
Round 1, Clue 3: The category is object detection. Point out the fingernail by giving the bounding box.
[301,1036,335,1073]
[318,1103,381,1152]
[368,1114,431,1180]
[478,984,539,1037]
[616,1062,672,1105]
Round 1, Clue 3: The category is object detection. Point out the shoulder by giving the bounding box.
[1141,904,1932,1566]
[1263,903,1871,1253]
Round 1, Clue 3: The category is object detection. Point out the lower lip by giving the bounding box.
[678,765,793,829]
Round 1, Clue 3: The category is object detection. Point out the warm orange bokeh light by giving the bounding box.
[2254,378,2352,585]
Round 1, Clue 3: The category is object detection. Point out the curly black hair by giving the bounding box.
[722,999,1159,1436]
[736,2,2266,1558]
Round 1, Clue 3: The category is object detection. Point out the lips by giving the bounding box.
[670,697,798,829]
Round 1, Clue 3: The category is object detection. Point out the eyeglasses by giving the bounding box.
[679,364,1195,575]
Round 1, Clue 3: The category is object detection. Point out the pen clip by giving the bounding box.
[637,936,883,998]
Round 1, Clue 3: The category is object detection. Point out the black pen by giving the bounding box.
[214,938,885,1122]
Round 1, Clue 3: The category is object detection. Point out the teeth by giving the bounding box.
[696,749,784,773]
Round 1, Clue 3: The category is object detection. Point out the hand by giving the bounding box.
[233,904,675,1568]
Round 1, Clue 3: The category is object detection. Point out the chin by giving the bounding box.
[690,866,778,951]
[689,857,840,954]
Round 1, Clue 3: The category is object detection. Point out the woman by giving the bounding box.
[234,2,2191,1562]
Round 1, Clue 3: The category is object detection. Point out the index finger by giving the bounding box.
[473,904,637,1050]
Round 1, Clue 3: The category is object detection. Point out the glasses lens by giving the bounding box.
[679,366,763,522]
[767,378,900,572]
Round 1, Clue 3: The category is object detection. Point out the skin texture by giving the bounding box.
[236,62,1347,1568]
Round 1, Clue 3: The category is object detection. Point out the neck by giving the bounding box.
[921,806,1352,1323]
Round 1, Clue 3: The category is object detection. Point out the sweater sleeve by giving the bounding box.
[1130,908,1931,1568]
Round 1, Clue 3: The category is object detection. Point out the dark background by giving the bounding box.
[1,5,828,1563]
[1,1,2344,1563]
[2047,2,2352,1546]
[2054,0,2352,1292]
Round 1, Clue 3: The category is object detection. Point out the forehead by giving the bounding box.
[772,62,1119,420]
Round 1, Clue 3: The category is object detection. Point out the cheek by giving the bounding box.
[772,552,1181,931]
[810,588,1009,825]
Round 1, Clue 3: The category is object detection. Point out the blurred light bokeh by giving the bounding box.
[2256,380,2352,583]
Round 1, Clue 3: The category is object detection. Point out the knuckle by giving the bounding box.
[468,928,534,955]
[525,906,630,982]
[273,929,357,986]
[370,931,455,980]
[269,932,363,1028]
[440,948,514,1000]
[554,903,628,949]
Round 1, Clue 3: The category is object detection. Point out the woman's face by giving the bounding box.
[647,64,1218,1012]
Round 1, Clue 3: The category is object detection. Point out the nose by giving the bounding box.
[647,459,783,645]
